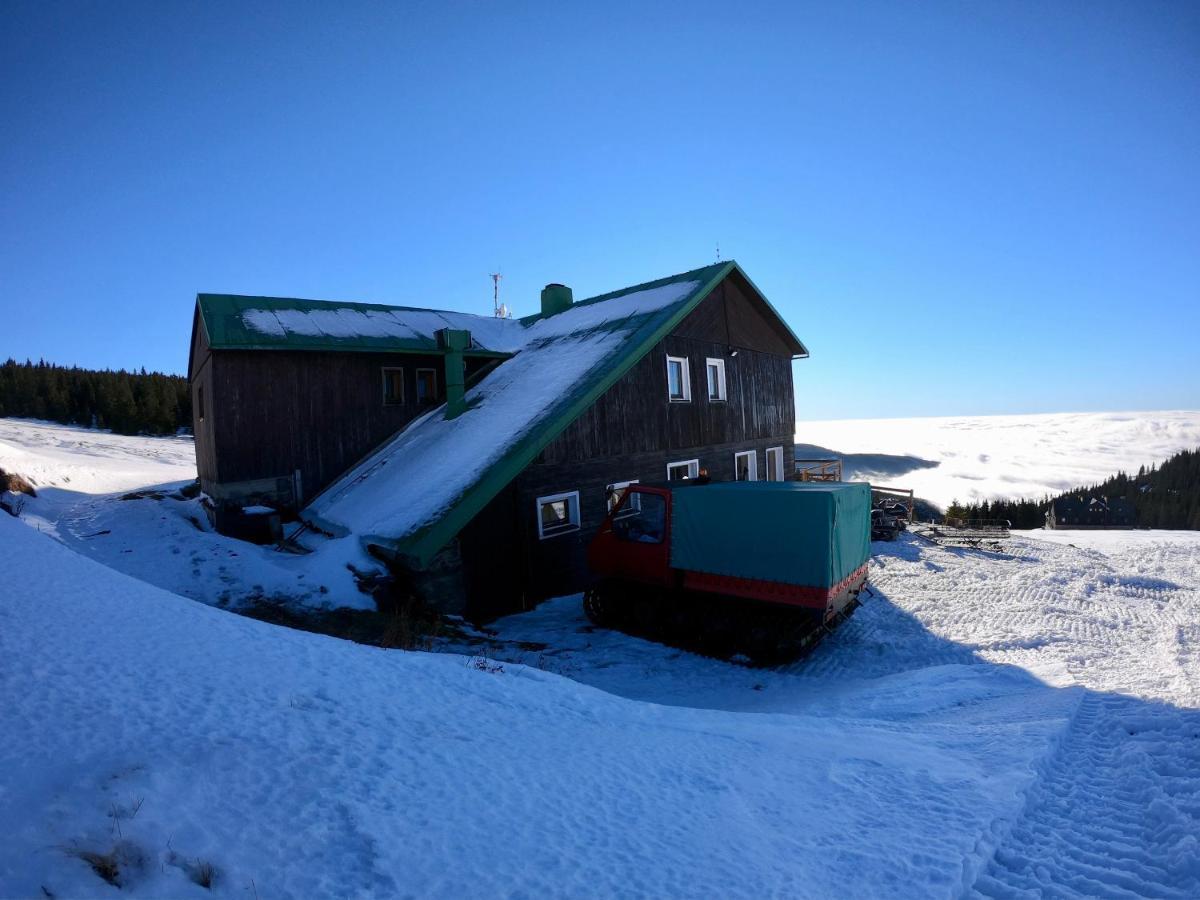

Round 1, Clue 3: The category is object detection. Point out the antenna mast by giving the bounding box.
[491,271,511,318]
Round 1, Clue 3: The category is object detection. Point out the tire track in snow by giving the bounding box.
[971,694,1200,899]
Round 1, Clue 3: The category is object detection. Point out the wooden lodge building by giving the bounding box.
[189,262,808,619]
[1045,495,1135,530]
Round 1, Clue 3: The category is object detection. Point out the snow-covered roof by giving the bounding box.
[197,294,522,355]
[302,261,804,565]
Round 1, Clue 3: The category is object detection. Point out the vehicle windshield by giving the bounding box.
[611,491,666,544]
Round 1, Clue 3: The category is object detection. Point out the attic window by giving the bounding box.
[416,368,437,405]
[537,491,581,539]
[706,357,727,401]
[382,368,404,405]
[666,355,690,402]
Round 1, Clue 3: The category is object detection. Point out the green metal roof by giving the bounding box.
[303,260,810,568]
[196,293,516,357]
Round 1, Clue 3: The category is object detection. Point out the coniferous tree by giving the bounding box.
[0,359,191,435]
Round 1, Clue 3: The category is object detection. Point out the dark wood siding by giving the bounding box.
[209,350,488,506]
[189,310,218,487]
[495,271,799,609]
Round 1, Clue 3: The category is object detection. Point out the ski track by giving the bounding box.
[856,534,1200,899]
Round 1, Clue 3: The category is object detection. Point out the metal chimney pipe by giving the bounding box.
[436,328,471,419]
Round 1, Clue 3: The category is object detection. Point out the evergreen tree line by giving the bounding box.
[947,447,1200,530]
[0,359,191,436]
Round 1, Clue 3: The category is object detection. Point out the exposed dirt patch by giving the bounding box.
[0,467,37,497]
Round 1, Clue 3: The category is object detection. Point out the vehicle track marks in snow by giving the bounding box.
[971,694,1200,899]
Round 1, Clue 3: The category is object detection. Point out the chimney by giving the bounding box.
[540,283,573,317]
[436,328,471,419]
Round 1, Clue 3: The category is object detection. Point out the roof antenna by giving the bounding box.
[491,271,511,319]
[715,241,720,262]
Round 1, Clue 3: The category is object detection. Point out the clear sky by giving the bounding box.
[2,1,1197,419]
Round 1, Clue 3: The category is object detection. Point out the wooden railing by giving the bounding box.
[792,458,843,482]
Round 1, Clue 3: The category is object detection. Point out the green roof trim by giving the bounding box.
[357,260,807,568]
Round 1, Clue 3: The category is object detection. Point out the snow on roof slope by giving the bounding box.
[238,304,525,352]
[305,278,703,551]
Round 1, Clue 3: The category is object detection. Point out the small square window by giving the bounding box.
[606,480,641,517]
[537,491,581,539]
[667,459,699,481]
[705,357,726,401]
[666,355,690,402]
[382,368,404,405]
[416,368,438,405]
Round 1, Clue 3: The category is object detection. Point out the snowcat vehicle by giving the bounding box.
[585,480,871,663]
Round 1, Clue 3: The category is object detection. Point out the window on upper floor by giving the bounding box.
[382,368,404,405]
[705,357,727,401]
[416,368,438,405]
[666,355,690,402]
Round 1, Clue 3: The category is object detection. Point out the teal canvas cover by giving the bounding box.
[668,481,871,588]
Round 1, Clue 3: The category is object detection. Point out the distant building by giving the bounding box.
[1045,495,1135,529]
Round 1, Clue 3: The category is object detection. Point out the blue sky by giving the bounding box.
[2,1,1197,419]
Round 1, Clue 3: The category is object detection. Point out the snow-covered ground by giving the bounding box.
[796,409,1200,509]
[0,418,376,609]
[3,417,1199,897]
[7,512,1199,898]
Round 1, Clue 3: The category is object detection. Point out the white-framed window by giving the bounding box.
[705,357,727,401]
[667,459,700,481]
[765,446,784,482]
[536,491,581,539]
[416,368,438,404]
[382,367,404,405]
[606,480,641,517]
[734,450,757,481]
[666,355,691,402]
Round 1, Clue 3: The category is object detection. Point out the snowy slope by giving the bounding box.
[1,514,1080,899]
[0,417,195,495]
[3,418,1199,896]
[796,409,1200,508]
[0,418,375,609]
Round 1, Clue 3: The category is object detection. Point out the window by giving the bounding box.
[765,447,784,482]
[734,450,757,481]
[197,386,205,422]
[667,459,700,481]
[382,367,404,405]
[705,357,727,401]
[536,491,580,539]
[416,368,438,405]
[666,355,690,402]
[612,491,666,544]
[606,480,641,517]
